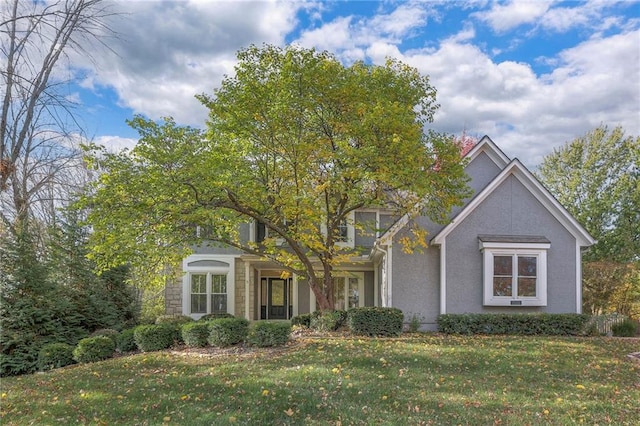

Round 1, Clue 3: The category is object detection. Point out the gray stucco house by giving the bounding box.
[165,136,595,329]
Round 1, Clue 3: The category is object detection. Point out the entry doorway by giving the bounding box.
[260,277,293,320]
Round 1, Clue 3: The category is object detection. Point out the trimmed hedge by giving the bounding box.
[437,313,591,336]
[611,319,638,337]
[72,336,115,363]
[155,314,194,325]
[38,343,75,371]
[116,328,137,352]
[181,322,210,347]
[291,313,312,328]
[347,307,404,337]
[199,313,235,321]
[247,321,291,347]
[208,317,249,347]
[90,328,119,344]
[133,324,177,352]
[310,310,347,332]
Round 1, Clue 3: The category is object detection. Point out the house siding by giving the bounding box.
[444,175,577,314]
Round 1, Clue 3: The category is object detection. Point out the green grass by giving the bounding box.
[1,335,638,425]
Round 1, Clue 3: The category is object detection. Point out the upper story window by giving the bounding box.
[479,235,550,307]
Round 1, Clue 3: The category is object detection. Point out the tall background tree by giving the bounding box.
[84,44,471,310]
[0,1,139,376]
[537,125,639,317]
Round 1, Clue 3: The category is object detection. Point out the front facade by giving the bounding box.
[165,136,595,328]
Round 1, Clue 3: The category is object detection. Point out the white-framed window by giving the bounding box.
[332,272,364,310]
[182,255,235,319]
[480,239,549,307]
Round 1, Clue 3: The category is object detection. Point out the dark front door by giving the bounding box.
[261,278,292,320]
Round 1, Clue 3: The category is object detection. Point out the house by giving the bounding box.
[164,136,595,329]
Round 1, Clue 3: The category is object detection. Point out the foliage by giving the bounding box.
[310,310,347,332]
[405,312,425,333]
[90,329,119,344]
[37,343,76,371]
[83,44,470,310]
[291,313,313,328]
[537,125,639,263]
[155,314,194,325]
[181,322,210,348]
[198,312,235,321]
[437,313,591,336]
[3,336,638,425]
[116,329,138,353]
[347,307,404,336]
[246,321,292,347]
[72,336,115,364]
[207,318,249,347]
[583,261,640,318]
[133,324,176,352]
[611,318,639,337]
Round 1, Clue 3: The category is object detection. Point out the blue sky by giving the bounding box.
[69,0,640,167]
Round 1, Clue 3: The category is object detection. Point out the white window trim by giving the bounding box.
[182,255,236,319]
[320,212,355,248]
[480,243,549,307]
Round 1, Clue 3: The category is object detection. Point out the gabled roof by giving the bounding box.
[465,135,510,168]
[375,134,510,247]
[431,158,595,247]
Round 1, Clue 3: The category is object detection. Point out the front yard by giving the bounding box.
[1,335,638,425]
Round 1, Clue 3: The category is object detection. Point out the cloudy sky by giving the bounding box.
[73,0,639,168]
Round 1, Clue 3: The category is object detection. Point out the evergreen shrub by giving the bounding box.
[611,318,638,337]
[437,313,591,335]
[133,324,176,352]
[247,321,291,347]
[199,312,234,321]
[116,328,137,352]
[347,307,404,337]
[291,313,312,328]
[207,317,249,347]
[310,310,347,332]
[72,336,115,363]
[38,343,75,371]
[181,322,210,347]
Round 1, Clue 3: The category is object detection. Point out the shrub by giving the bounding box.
[310,310,347,332]
[155,314,194,325]
[38,343,75,371]
[116,328,137,352]
[90,328,119,344]
[247,321,291,347]
[133,324,177,352]
[199,312,234,321]
[405,312,425,333]
[208,318,249,347]
[348,307,404,337]
[291,313,312,328]
[72,336,115,363]
[611,319,638,337]
[181,322,210,347]
[437,313,591,336]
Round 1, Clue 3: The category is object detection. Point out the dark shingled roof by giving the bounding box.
[477,234,550,244]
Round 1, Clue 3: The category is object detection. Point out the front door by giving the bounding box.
[261,278,292,320]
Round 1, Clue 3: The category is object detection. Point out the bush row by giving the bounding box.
[36,316,292,372]
[292,307,404,337]
[437,313,592,336]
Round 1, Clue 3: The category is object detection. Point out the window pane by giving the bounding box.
[348,277,359,308]
[191,274,206,293]
[518,257,537,277]
[333,277,345,310]
[211,294,227,313]
[191,294,206,313]
[518,278,537,297]
[493,277,512,297]
[271,280,284,306]
[212,275,227,293]
[493,256,512,276]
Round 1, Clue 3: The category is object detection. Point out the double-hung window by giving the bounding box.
[479,235,550,306]
[190,273,228,314]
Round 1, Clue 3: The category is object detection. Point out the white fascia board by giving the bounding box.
[479,241,551,250]
[465,135,511,168]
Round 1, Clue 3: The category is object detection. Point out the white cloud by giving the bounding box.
[474,0,551,33]
[94,135,138,153]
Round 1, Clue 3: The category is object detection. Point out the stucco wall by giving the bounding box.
[445,175,577,314]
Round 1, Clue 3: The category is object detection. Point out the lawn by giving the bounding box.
[1,335,638,425]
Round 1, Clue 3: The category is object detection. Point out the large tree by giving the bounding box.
[1,0,115,234]
[84,45,470,310]
[536,125,639,316]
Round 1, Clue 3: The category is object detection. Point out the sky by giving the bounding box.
[69,0,640,168]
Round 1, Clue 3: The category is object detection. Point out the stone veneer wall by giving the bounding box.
[234,259,255,319]
[165,271,183,315]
